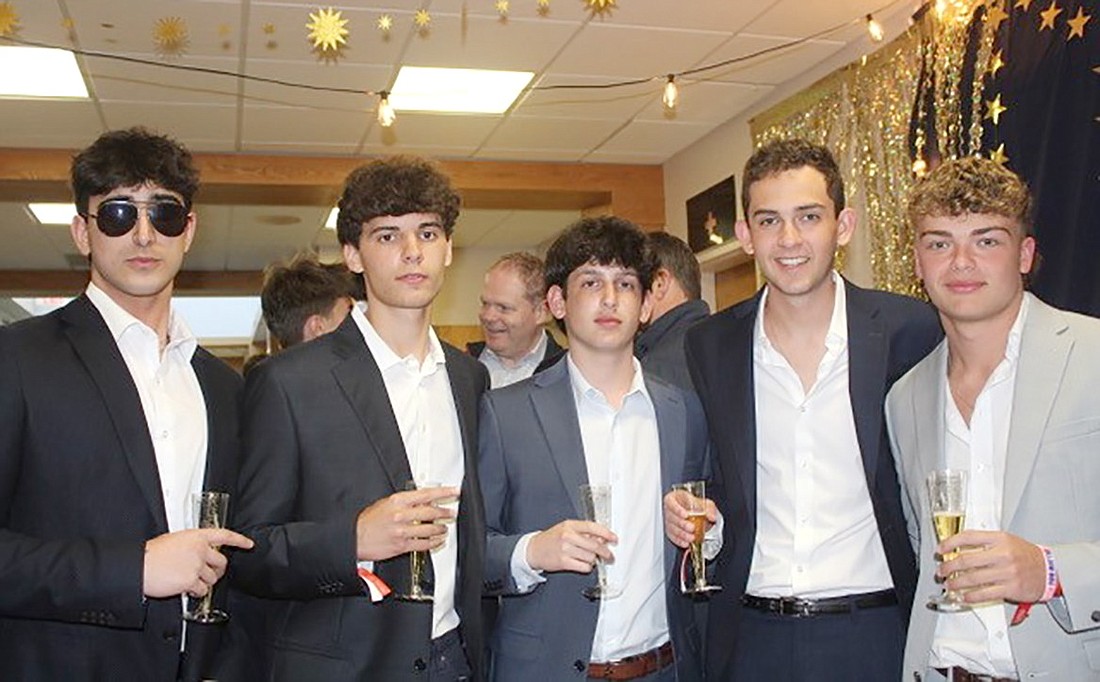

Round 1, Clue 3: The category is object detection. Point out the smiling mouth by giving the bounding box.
[776,257,809,267]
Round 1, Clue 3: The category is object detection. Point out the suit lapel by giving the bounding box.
[442,345,486,591]
[650,377,687,574]
[721,299,759,519]
[1003,298,1069,528]
[846,283,888,486]
[531,363,588,517]
[192,352,233,494]
[908,343,949,489]
[330,319,412,492]
[61,296,169,530]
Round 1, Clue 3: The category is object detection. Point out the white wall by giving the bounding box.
[433,246,526,325]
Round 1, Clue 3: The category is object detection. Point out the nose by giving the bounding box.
[600,284,619,309]
[950,244,975,271]
[777,220,802,248]
[401,232,423,263]
[131,205,156,246]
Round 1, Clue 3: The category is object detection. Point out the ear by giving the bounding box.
[835,207,857,248]
[640,289,654,326]
[444,236,453,267]
[302,314,325,343]
[734,219,754,255]
[181,212,197,253]
[546,284,567,321]
[651,268,670,301]
[1018,235,1036,275]
[533,297,551,325]
[343,242,364,274]
[71,214,92,257]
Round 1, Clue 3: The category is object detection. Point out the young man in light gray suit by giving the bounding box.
[478,216,711,681]
[887,157,1100,681]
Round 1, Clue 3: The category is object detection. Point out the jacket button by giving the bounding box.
[163,630,178,642]
[573,660,586,672]
[1092,610,1100,623]
[413,658,427,672]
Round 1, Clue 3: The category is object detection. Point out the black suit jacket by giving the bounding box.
[233,314,489,681]
[635,298,710,391]
[684,280,941,679]
[0,295,243,682]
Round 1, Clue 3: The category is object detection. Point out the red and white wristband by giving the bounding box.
[1010,544,1060,626]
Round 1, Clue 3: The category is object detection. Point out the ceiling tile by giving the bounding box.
[514,74,655,120]
[0,100,103,147]
[545,23,732,80]
[399,13,579,73]
[241,59,391,110]
[593,119,716,160]
[481,115,621,153]
[634,80,771,124]
[100,101,237,146]
[84,54,241,105]
[242,104,369,146]
[743,0,887,38]
[699,35,847,86]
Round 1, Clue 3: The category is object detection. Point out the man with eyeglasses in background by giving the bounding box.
[0,127,253,681]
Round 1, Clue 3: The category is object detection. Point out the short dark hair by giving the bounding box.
[646,232,701,300]
[261,253,357,348]
[545,216,658,296]
[908,156,1033,236]
[336,156,461,246]
[741,139,845,219]
[70,127,199,214]
[489,252,548,305]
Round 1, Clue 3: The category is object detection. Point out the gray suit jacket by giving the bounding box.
[478,358,708,681]
[886,294,1100,680]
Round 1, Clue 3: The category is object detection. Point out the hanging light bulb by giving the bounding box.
[912,157,928,176]
[377,91,396,128]
[662,75,678,110]
[866,14,885,42]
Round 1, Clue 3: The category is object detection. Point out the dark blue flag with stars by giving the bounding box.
[982,0,1100,315]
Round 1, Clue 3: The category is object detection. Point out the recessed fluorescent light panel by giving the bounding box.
[0,47,88,98]
[28,203,77,225]
[389,66,533,114]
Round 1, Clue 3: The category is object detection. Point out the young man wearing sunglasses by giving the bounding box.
[0,127,253,681]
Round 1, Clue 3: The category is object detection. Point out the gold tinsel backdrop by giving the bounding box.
[749,0,998,299]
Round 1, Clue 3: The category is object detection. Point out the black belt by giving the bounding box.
[741,589,897,617]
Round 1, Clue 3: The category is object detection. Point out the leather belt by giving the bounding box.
[936,666,1017,682]
[741,589,898,617]
[587,641,674,680]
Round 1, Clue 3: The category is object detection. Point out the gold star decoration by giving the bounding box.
[990,50,1005,77]
[1038,1,1062,30]
[584,0,616,16]
[986,1,1009,31]
[0,2,20,36]
[262,23,276,35]
[1015,0,1035,10]
[218,23,232,37]
[1066,6,1090,40]
[306,7,349,52]
[377,14,393,32]
[496,0,509,16]
[153,17,189,55]
[414,9,431,29]
[985,93,1008,124]
[989,143,1010,165]
[538,0,551,7]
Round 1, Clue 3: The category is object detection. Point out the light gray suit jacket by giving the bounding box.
[886,294,1100,681]
[478,358,708,681]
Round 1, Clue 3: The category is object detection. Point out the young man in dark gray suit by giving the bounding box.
[479,216,711,681]
[233,156,488,681]
[0,128,253,681]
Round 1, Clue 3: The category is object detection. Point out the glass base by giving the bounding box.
[683,583,722,596]
[582,585,622,601]
[184,608,229,624]
[927,594,972,612]
[395,591,434,603]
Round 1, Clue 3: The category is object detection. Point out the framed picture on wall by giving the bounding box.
[686,175,736,254]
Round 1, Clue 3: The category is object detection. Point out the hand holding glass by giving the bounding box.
[395,480,451,602]
[184,491,231,624]
[926,469,971,612]
[673,481,722,595]
[579,484,621,600]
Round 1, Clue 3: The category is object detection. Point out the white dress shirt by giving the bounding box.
[86,283,207,538]
[510,355,669,663]
[352,306,464,640]
[929,296,1028,678]
[478,331,549,388]
[747,272,895,598]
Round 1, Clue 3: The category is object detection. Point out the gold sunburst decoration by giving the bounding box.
[584,0,616,15]
[496,0,510,16]
[377,14,393,32]
[414,9,432,29]
[307,7,348,52]
[153,17,189,55]
[0,2,21,36]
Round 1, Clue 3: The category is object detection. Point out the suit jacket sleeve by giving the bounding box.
[1047,541,1100,633]
[0,326,147,627]
[477,392,526,596]
[231,359,363,601]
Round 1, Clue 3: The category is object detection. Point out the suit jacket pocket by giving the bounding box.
[1084,637,1100,671]
[494,626,543,663]
[272,599,346,658]
[1043,416,1100,444]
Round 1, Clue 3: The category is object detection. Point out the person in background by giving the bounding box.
[0,127,252,681]
[260,252,356,351]
[888,156,1100,681]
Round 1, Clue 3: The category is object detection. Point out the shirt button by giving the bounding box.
[800,460,808,469]
[995,630,1005,639]
[413,658,427,672]
[796,565,804,573]
[161,430,169,439]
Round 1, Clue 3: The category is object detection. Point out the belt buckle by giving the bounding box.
[780,596,813,618]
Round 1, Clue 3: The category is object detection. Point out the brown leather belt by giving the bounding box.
[936,666,1017,682]
[741,589,897,617]
[587,641,674,680]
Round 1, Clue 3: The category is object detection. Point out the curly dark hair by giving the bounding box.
[336,156,461,246]
[741,139,845,219]
[70,127,199,214]
[545,216,658,296]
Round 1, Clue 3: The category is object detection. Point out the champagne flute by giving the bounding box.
[184,491,231,623]
[673,481,722,595]
[579,483,621,600]
[395,480,440,602]
[926,469,971,612]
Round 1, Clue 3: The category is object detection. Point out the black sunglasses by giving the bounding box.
[83,199,190,238]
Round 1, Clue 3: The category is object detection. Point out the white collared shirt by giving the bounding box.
[351,305,464,640]
[929,295,1028,678]
[509,355,669,663]
[85,283,207,539]
[747,272,895,598]
[478,331,549,388]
